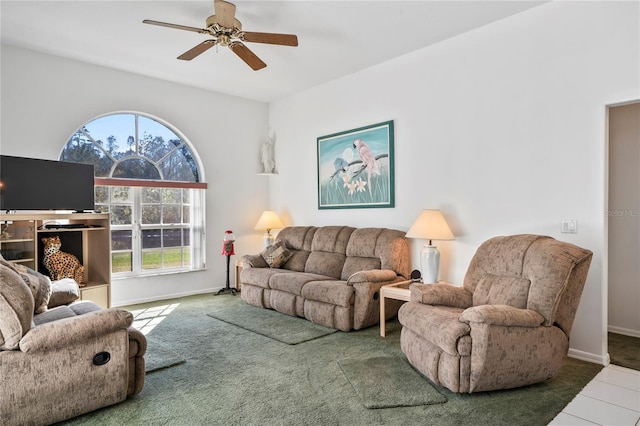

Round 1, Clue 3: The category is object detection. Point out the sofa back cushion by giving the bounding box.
[472,273,531,309]
[463,234,593,330]
[342,228,410,280]
[305,226,354,279]
[276,227,317,272]
[0,261,35,350]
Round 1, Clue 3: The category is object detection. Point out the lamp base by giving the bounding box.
[262,232,275,248]
[420,245,440,284]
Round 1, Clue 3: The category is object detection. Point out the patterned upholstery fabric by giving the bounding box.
[398,234,593,393]
[240,225,410,331]
[0,255,146,425]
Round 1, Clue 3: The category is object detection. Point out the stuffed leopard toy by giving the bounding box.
[41,236,85,286]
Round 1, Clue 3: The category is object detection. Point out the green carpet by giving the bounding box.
[144,334,186,373]
[60,294,603,426]
[609,332,640,371]
[207,302,337,345]
[339,356,447,408]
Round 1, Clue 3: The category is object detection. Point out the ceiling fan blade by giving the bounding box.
[178,40,217,61]
[242,32,298,47]
[229,42,266,71]
[214,0,237,28]
[143,19,206,34]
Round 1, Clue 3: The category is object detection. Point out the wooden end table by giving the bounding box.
[380,280,412,337]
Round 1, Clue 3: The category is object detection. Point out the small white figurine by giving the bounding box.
[261,138,275,174]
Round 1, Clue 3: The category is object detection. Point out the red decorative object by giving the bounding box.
[221,230,235,256]
[217,230,238,296]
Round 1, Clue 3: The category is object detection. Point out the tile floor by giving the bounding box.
[550,364,640,425]
[129,302,639,425]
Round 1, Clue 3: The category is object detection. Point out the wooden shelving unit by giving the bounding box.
[1,212,111,308]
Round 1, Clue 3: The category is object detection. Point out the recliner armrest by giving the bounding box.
[347,269,397,285]
[459,305,544,327]
[410,283,472,309]
[19,308,133,353]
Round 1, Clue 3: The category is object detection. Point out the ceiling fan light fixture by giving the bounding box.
[206,14,242,32]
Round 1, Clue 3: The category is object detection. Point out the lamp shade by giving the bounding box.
[405,209,454,243]
[254,210,284,232]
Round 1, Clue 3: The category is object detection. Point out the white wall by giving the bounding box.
[0,44,270,305]
[269,1,640,362]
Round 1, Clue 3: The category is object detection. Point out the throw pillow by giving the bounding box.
[11,263,52,314]
[48,278,80,308]
[473,273,531,309]
[260,240,293,268]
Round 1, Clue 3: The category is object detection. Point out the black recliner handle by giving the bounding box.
[93,351,111,366]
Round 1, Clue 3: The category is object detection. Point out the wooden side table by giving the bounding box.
[380,280,412,337]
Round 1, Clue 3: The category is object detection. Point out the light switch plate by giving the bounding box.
[561,219,578,234]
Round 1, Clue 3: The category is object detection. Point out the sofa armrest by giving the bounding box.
[410,283,472,309]
[19,308,133,353]
[459,305,545,327]
[347,269,397,285]
[241,254,268,268]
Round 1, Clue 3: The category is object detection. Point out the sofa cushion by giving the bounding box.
[301,280,355,308]
[305,252,346,279]
[269,272,332,296]
[260,240,294,268]
[241,267,292,289]
[0,262,35,350]
[473,273,531,309]
[10,263,51,314]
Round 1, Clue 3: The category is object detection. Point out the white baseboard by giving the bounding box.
[568,348,610,366]
[607,325,640,338]
[112,288,218,307]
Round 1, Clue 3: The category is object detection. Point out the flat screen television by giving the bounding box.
[0,155,95,212]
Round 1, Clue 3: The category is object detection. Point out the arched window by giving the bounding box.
[61,112,207,276]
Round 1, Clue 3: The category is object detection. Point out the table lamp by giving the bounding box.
[405,209,454,284]
[254,210,284,247]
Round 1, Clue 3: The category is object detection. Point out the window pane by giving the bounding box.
[142,205,161,224]
[111,187,131,203]
[182,189,190,204]
[112,252,132,273]
[113,158,161,180]
[84,113,136,158]
[142,229,161,249]
[163,247,183,268]
[162,188,181,203]
[183,228,191,247]
[95,204,109,214]
[138,115,182,162]
[142,187,161,203]
[183,249,191,267]
[112,230,132,250]
[162,205,181,224]
[111,205,132,225]
[163,229,182,247]
[159,147,199,182]
[61,130,113,177]
[142,250,162,270]
[95,186,109,204]
[183,206,190,223]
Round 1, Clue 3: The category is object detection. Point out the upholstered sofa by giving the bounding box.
[398,234,593,393]
[0,255,146,426]
[240,226,411,331]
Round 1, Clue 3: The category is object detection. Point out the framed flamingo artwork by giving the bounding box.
[317,120,395,209]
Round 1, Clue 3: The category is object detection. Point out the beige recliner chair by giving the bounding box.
[398,234,592,393]
[0,256,146,426]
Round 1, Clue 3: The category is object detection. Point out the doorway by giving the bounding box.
[607,101,640,370]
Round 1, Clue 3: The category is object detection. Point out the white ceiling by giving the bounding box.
[1,1,547,103]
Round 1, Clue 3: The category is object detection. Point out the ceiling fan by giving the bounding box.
[143,0,298,71]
